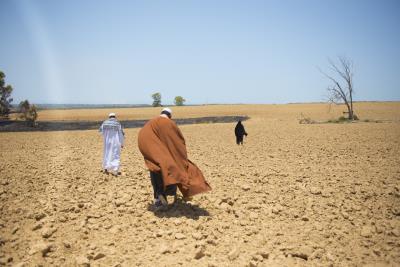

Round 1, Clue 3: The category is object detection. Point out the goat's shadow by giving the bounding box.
[147,198,210,220]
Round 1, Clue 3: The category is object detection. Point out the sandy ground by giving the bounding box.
[24,102,400,122]
[1,103,400,266]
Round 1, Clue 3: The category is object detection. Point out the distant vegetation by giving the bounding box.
[151,92,162,107]
[298,113,376,124]
[0,70,38,126]
[298,113,316,124]
[19,100,38,126]
[151,92,187,107]
[327,115,359,123]
[174,96,186,106]
[0,71,13,118]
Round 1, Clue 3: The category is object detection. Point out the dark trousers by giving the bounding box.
[150,171,177,199]
[236,135,244,145]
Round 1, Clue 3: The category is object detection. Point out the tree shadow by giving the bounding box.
[147,198,210,220]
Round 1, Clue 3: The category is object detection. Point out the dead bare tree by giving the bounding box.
[320,56,356,120]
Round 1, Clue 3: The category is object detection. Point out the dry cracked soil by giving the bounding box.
[1,103,399,266]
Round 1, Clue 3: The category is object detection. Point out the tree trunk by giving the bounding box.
[347,103,353,120]
[342,99,352,120]
[349,89,354,120]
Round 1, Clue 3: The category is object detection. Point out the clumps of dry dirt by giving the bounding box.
[0,104,400,266]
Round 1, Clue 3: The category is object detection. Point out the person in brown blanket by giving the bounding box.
[138,107,211,208]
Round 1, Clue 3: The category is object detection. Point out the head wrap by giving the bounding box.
[161,108,172,115]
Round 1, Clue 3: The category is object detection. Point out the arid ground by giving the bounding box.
[1,102,399,266]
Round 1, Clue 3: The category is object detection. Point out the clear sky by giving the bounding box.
[1,0,399,105]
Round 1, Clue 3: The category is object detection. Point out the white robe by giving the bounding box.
[99,118,124,171]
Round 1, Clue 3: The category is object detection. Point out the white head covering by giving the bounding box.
[161,107,172,115]
[108,112,116,118]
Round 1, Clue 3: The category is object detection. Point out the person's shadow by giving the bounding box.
[147,198,210,220]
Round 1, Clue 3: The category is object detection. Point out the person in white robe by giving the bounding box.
[99,113,124,174]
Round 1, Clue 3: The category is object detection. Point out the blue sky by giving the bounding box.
[1,0,399,104]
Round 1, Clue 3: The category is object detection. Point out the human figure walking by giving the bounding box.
[234,120,248,145]
[138,108,211,209]
[99,113,124,175]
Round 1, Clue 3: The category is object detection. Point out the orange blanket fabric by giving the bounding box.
[138,116,211,197]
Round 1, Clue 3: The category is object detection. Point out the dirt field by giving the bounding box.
[1,103,399,266]
[25,102,400,122]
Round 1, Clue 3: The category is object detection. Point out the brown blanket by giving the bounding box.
[138,116,211,197]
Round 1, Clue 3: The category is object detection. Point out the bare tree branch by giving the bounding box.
[320,56,356,120]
